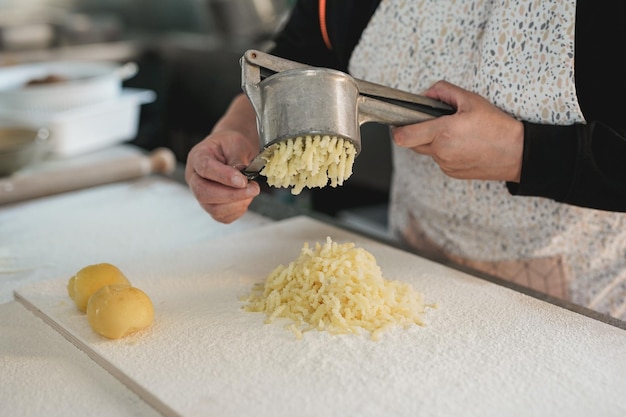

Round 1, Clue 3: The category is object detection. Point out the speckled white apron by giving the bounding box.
[349,0,626,319]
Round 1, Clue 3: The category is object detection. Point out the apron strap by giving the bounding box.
[319,0,333,50]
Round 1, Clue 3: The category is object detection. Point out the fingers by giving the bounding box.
[392,121,441,153]
[391,81,462,151]
[423,80,465,107]
[204,200,256,224]
[196,180,260,223]
[186,166,260,222]
[187,166,259,202]
[187,132,255,185]
[189,152,248,189]
[390,80,524,182]
[185,132,261,223]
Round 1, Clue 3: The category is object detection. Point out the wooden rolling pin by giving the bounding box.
[0,148,177,205]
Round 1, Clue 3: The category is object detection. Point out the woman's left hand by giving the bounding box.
[391,80,524,182]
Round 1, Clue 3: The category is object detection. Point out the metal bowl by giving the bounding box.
[0,126,50,176]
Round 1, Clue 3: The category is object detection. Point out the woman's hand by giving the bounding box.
[391,80,524,183]
[185,95,261,223]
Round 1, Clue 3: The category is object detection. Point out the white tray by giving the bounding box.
[0,88,155,156]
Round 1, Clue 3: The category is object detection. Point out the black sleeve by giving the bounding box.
[269,0,381,72]
[507,0,626,212]
[507,121,626,211]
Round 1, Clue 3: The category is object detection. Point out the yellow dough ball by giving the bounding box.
[86,285,154,339]
[67,263,131,312]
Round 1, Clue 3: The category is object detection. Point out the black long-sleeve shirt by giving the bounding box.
[270,0,626,212]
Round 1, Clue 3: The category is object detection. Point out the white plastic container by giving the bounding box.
[0,88,155,156]
[0,60,138,111]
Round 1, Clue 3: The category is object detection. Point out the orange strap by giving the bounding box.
[319,0,333,50]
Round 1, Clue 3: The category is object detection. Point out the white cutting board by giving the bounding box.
[15,216,626,417]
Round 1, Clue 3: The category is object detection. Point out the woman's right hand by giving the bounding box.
[185,95,261,224]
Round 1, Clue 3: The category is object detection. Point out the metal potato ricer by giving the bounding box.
[240,49,455,178]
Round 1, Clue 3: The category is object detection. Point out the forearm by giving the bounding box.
[211,93,260,148]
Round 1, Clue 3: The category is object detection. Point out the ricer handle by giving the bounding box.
[358,94,454,126]
[241,49,455,126]
[242,49,310,78]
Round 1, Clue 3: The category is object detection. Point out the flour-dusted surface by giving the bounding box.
[15,216,626,417]
[0,301,163,417]
[0,146,270,304]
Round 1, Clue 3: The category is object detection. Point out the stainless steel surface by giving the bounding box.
[240,49,454,175]
[244,66,362,151]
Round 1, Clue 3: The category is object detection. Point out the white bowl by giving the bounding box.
[0,60,137,111]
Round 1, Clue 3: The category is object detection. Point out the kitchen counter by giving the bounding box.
[0,145,270,416]
[2,145,626,417]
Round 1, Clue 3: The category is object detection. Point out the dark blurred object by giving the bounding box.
[125,38,246,163]
[310,123,392,216]
[207,0,290,42]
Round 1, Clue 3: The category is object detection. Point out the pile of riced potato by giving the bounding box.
[244,237,432,340]
[67,263,154,339]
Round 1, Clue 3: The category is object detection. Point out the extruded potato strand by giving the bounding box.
[260,135,356,195]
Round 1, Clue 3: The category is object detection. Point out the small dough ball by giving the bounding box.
[87,285,154,339]
[67,263,131,312]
